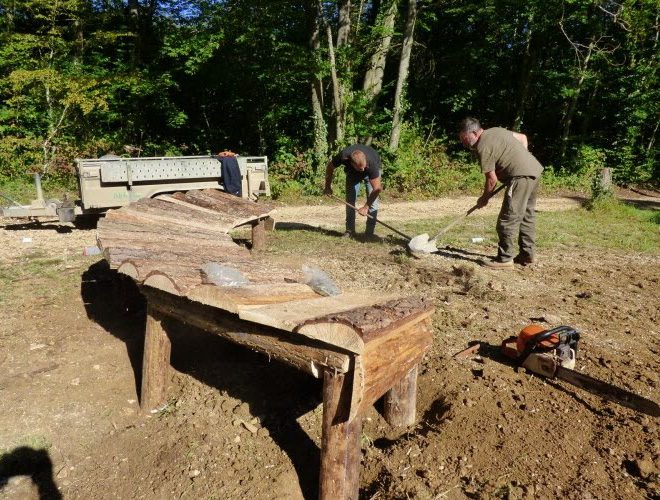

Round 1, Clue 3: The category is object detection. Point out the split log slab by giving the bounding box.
[184,189,275,219]
[187,283,320,313]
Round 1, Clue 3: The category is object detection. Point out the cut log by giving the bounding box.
[154,193,231,217]
[383,365,418,427]
[141,306,172,411]
[100,209,235,240]
[238,293,394,353]
[117,260,139,279]
[302,296,435,344]
[251,218,266,251]
[356,318,432,417]
[186,189,274,217]
[319,370,362,500]
[239,295,434,354]
[143,288,351,376]
[123,199,239,233]
[133,259,304,290]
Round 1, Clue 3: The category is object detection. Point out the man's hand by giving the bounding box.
[476,195,489,208]
[357,204,370,216]
[323,186,333,196]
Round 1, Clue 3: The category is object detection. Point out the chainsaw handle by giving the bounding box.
[517,326,580,367]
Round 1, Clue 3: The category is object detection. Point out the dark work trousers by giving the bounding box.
[345,174,379,234]
[496,176,540,261]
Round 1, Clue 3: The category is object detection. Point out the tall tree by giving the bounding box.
[389,0,418,150]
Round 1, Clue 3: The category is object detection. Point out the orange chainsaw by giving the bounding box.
[502,325,660,417]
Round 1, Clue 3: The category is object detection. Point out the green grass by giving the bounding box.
[0,253,92,306]
[0,434,52,455]
[0,177,79,205]
[262,199,658,256]
[536,199,659,253]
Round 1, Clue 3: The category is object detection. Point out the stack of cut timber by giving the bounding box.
[97,188,298,295]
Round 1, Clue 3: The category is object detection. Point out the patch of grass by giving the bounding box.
[1,434,53,455]
[0,177,78,205]
[19,435,52,451]
[537,200,659,253]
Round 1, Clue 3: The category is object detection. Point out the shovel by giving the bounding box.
[408,184,506,255]
[330,194,412,240]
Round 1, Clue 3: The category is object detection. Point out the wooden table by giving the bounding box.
[97,189,435,499]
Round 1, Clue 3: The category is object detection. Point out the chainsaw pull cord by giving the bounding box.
[516,326,580,368]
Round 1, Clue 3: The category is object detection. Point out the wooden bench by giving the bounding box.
[96,192,435,499]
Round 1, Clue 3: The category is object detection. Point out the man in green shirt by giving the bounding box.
[458,117,544,269]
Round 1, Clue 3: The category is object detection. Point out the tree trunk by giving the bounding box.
[309,0,328,169]
[128,0,140,67]
[559,38,595,162]
[389,0,418,151]
[363,0,397,101]
[327,25,344,144]
[512,10,536,130]
[337,0,351,47]
[362,0,397,145]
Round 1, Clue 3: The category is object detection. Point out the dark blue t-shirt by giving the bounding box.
[331,144,381,183]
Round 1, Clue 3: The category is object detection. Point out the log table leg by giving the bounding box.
[251,218,266,251]
[319,370,362,500]
[140,305,171,411]
[383,365,418,427]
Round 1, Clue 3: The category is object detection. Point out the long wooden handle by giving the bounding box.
[430,184,506,242]
[330,194,412,240]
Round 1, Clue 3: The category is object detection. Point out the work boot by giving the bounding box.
[513,254,535,266]
[481,258,514,270]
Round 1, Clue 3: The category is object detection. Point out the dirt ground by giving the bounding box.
[0,192,658,499]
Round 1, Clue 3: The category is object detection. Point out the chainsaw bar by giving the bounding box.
[555,366,660,417]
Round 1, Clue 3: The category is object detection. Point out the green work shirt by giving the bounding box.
[475,127,543,181]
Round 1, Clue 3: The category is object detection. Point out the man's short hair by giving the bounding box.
[349,150,367,168]
[458,117,481,134]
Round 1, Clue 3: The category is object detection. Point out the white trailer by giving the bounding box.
[1,155,270,222]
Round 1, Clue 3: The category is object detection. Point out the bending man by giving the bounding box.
[324,144,383,240]
[458,117,543,269]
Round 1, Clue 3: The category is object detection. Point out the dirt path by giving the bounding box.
[0,192,658,499]
[272,195,584,228]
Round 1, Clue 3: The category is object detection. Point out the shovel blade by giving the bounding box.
[408,233,438,254]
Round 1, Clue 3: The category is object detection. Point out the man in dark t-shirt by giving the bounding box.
[324,144,383,239]
[458,117,544,269]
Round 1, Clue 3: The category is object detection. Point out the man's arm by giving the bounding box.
[357,176,382,216]
[323,160,336,195]
[476,170,498,208]
[512,131,528,150]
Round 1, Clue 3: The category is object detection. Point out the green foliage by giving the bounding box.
[0,0,656,193]
[379,123,482,197]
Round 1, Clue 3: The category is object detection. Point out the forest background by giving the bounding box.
[0,0,657,201]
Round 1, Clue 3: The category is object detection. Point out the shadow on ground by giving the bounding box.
[0,447,62,499]
[79,260,323,499]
